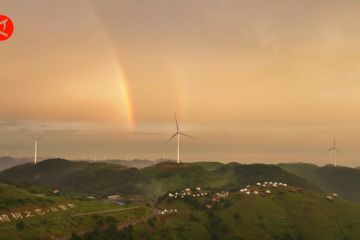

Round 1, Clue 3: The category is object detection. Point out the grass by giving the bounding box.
[0,199,152,240]
[279,163,360,202]
[0,182,152,240]
[129,186,360,240]
[0,160,321,201]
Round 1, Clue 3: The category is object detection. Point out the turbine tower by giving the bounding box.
[167,113,195,164]
[31,135,43,165]
[328,137,341,167]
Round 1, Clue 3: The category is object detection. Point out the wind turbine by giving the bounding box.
[167,113,195,164]
[31,135,44,165]
[328,137,341,167]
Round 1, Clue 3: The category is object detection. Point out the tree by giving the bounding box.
[147,217,157,228]
[224,199,233,209]
[284,233,295,240]
[15,220,25,231]
[70,233,82,240]
[233,213,241,221]
[189,213,199,221]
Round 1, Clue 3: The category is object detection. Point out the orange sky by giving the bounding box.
[1,0,360,166]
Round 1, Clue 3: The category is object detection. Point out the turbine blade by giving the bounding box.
[174,113,179,132]
[37,135,44,141]
[179,132,196,139]
[335,148,341,153]
[167,133,178,142]
[328,147,335,152]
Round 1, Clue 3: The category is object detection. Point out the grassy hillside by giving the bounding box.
[0,182,56,210]
[0,181,151,240]
[190,162,225,171]
[0,159,151,197]
[102,159,155,168]
[0,160,322,200]
[72,185,360,240]
[0,159,89,186]
[215,163,321,191]
[279,163,360,202]
[141,162,228,197]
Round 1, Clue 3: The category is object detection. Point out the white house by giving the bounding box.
[326,195,333,201]
[107,195,121,200]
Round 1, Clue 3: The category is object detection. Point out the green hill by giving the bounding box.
[0,160,321,201]
[215,163,321,191]
[0,158,89,186]
[0,181,56,210]
[279,163,360,202]
[2,160,360,240]
[102,159,155,168]
[0,156,30,171]
[0,181,151,240]
[72,185,360,240]
[190,161,225,171]
[141,162,228,197]
[0,159,152,198]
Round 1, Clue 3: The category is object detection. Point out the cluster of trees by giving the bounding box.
[207,211,230,240]
[71,215,134,240]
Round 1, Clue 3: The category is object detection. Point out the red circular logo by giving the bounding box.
[0,15,14,41]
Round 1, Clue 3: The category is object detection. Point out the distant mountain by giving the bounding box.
[0,159,321,200]
[0,156,31,171]
[279,163,360,202]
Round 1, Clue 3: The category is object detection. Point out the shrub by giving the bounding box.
[189,213,199,221]
[233,213,241,221]
[70,233,82,240]
[147,217,157,228]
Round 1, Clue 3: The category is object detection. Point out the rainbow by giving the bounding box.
[113,59,135,129]
[84,0,135,129]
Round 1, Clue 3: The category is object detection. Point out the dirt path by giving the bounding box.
[69,205,145,217]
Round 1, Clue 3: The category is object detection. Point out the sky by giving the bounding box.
[1,0,360,166]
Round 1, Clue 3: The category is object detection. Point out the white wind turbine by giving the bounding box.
[167,113,195,164]
[31,135,44,165]
[328,136,341,167]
